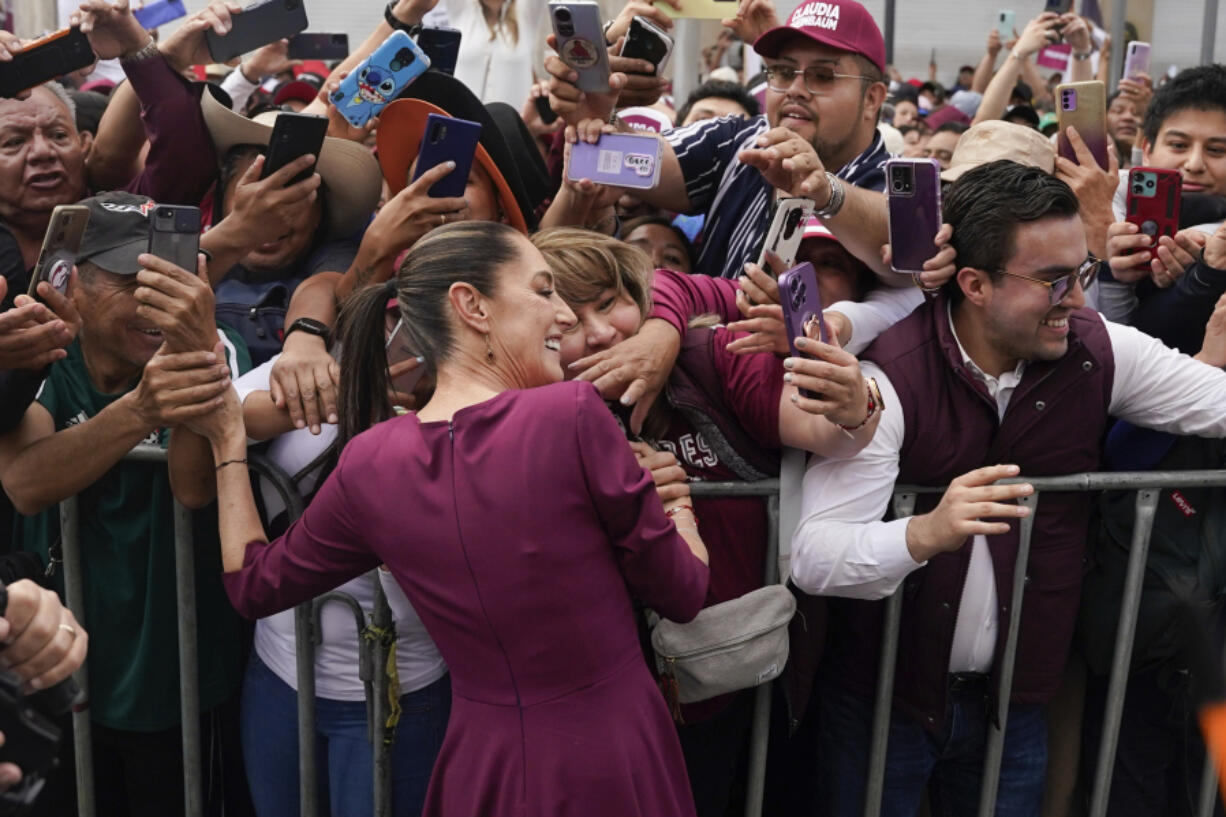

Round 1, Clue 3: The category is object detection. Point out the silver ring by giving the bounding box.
[58,623,76,638]
[439,213,446,226]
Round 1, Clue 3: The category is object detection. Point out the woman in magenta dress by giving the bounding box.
[191,222,711,817]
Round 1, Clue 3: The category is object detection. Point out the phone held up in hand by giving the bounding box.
[886,158,943,275]
[204,0,309,64]
[261,112,329,185]
[1125,167,1181,261]
[0,28,94,99]
[778,262,827,400]
[567,132,662,190]
[550,0,611,93]
[1123,41,1151,80]
[619,16,673,76]
[330,30,430,128]
[757,198,814,278]
[416,27,461,76]
[1056,81,1109,170]
[411,114,482,198]
[147,205,202,274]
[287,32,350,61]
[28,205,89,299]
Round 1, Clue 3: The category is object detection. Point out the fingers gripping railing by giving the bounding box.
[870,471,1226,817]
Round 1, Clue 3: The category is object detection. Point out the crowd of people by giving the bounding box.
[0,0,1224,815]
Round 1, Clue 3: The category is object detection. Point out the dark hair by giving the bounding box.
[68,90,109,136]
[934,121,970,136]
[335,221,522,447]
[621,215,695,268]
[941,161,1080,302]
[1141,64,1226,146]
[675,80,759,124]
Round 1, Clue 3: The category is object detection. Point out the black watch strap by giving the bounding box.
[285,317,332,346]
[385,1,422,34]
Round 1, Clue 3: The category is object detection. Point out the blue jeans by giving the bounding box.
[240,654,451,817]
[818,675,1047,817]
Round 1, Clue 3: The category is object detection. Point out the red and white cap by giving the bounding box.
[753,0,886,74]
[802,217,839,242]
[616,106,674,134]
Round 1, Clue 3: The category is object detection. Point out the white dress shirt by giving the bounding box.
[422,0,549,107]
[791,309,1226,673]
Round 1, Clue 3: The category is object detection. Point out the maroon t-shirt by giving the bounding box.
[652,326,783,722]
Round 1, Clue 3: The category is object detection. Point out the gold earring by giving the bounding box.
[484,334,495,363]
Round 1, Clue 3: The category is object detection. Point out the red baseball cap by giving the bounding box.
[754,0,886,74]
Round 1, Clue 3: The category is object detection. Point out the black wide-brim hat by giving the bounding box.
[378,71,550,233]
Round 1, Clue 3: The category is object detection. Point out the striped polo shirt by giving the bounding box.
[664,114,890,279]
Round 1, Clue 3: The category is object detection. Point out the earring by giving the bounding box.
[484,333,495,363]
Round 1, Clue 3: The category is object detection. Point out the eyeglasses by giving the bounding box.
[763,65,874,96]
[994,256,1100,305]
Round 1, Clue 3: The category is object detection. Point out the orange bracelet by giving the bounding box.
[665,504,698,525]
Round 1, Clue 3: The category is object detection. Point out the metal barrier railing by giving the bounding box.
[53,451,1226,817]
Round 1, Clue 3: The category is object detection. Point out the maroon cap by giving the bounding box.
[754,1,886,74]
[923,104,971,130]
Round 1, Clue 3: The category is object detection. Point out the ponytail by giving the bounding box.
[335,282,396,450]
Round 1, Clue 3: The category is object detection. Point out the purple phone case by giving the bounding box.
[411,114,482,198]
[567,133,662,190]
[1123,42,1150,79]
[887,158,942,275]
[778,262,826,399]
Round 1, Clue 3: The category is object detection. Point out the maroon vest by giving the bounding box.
[831,293,1115,730]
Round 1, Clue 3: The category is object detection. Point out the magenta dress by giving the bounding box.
[222,381,709,817]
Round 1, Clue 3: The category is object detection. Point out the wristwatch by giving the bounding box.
[384,0,422,35]
[284,317,332,346]
[1073,50,1094,61]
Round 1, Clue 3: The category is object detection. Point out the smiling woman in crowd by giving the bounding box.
[187,220,710,817]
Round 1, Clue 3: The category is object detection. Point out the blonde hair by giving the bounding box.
[531,227,653,319]
[481,0,519,44]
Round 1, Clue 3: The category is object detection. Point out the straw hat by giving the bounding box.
[199,86,382,238]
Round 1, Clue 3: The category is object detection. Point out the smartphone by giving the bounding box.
[619,16,672,76]
[205,0,309,64]
[1056,81,1109,170]
[27,206,88,299]
[330,31,430,128]
[757,198,814,277]
[133,0,188,29]
[550,1,611,94]
[287,32,349,61]
[0,28,95,99]
[147,205,202,273]
[416,27,461,76]
[1123,41,1151,80]
[534,94,559,125]
[778,262,826,399]
[386,317,428,396]
[1044,0,1072,13]
[886,158,943,275]
[261,112,328,185]
[567,132,662,190]
[1125,167,1181,260]
[411,114,482,198]
[997,9,1015,35]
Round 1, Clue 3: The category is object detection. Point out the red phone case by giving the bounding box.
[1125,167,1182,260]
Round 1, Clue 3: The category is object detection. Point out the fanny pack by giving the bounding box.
[650,584,796,717]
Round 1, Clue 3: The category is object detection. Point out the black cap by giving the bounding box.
[1004,104,1041,129]
[76,192,157,275]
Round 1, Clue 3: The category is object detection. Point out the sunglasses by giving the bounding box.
[994,256,1100,305]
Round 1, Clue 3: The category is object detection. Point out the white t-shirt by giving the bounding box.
[422,0,549,107]
[235,357,448,700]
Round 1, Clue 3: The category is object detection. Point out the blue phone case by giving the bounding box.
[411,114,482,198]
[567,132,662,190]
[133,0,187,29]
[778,262,826,399]
[330,31,430,128]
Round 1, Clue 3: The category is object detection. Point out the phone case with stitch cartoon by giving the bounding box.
[329,31,430,128]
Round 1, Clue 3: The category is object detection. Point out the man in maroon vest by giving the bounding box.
[790,160,1226,816]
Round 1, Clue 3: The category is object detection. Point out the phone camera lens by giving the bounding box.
[1146,178,1155,188]
[555,8,571,21]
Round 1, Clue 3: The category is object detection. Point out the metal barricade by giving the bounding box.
[55,455,1226,817]
[866,471,1226,817]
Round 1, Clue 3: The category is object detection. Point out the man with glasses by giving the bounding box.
[547,0,894,281]
[790,161,1226,816]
